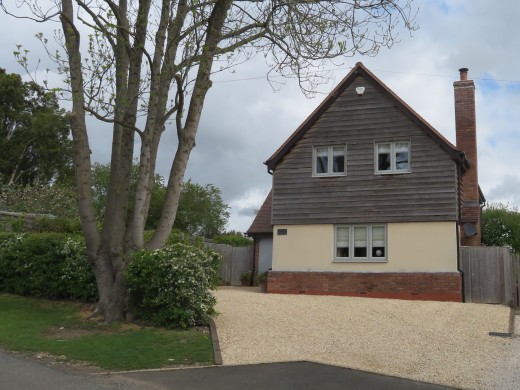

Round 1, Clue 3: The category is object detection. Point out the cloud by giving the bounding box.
[227,187,271,234]
[487,175,520,208]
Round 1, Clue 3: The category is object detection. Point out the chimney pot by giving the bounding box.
[459,68,469,81]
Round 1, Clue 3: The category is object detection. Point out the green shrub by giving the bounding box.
[143,228,204,248]
[126,242,221,328]
[34,216,82,234]
[0,233,97,302]
[0,214,81,234]
[165,229,192,246]
[213,232,253,247]
[0,216,29,232]
[482,203,520,253]
[0,233,65,298]
[61,238,98,301]
[257,271,268,283]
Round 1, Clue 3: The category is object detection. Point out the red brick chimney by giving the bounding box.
[454,68,481,246]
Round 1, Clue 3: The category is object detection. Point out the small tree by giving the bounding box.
[174,180,230,237]
[482,203,520,253]
[91,163,227,233]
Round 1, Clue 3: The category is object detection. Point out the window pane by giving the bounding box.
[377,144,391,171]
[315,147,328,174]
[354,227,367,257]
[336,226,349,257]
[332,146,345,173]
[372,226,386,258]
[395,142,409,171]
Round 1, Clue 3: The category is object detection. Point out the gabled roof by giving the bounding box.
[264,62,467,172]
[246,190,272,236]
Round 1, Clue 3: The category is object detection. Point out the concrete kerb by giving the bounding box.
[209,316,223,365]
[508,308,516,335]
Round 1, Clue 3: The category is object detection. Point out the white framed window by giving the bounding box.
[313,145,346,176]
[375,141,410,174]
[334,224,387,262]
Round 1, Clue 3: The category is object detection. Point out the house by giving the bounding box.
[247,62,484,302]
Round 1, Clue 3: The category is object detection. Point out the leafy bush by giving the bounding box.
[144,229,204,248]
[2,217,27,232]
[61,238,98,301]
[240,271,253,283]
[0,183,77,218]
[257,271,268,283]
[0,214,81,234]
[34,216,82,234]
[213,231,253,247]
[482,203,520,253]
[0,233,97,301]
[165,229,193,246]
[126,242,221,328]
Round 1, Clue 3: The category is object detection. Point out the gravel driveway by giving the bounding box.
[214,287,518,390]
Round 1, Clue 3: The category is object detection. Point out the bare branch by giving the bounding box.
[83,106,144,137]
[0,1,60,22]
[174,73,184,135]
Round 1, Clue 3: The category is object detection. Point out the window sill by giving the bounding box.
[333,259,388,263]
[375,170,410,175]
[313,173,347,178]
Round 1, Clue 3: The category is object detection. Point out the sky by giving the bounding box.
[1,0,519,233]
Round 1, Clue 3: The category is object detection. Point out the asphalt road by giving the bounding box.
[1,350,456,390]
[115,361,457,390]
[0,350,139,390]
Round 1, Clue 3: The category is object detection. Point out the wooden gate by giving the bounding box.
[459,246,519,306]
[205,242,254,286]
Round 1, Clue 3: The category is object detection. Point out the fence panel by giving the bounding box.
[205,242,254,286]
[514,253,520,307]
[460,246,518,306]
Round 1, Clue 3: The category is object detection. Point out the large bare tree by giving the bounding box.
[2,0,417,321]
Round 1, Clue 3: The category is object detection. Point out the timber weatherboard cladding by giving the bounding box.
[271,74,459,225]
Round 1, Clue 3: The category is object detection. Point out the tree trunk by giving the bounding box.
[61,0,123,321]
[60,0,100,254]
[148,0,233,248]
[93,246,128,322]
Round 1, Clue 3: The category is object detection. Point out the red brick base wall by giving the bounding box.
[267,271,462,302]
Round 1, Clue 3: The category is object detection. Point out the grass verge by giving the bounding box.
[0,293,214,370]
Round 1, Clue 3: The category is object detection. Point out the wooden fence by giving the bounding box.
[205,242,254,286]
[460,246,519,307]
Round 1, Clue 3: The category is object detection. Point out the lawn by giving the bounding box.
[0,293,214,370]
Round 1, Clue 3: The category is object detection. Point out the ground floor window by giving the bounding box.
[334,224,387,262]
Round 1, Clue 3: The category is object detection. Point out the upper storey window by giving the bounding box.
[375,141,410,174]
[313,145,346,176]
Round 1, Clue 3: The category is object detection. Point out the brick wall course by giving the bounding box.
[267,271,462,302]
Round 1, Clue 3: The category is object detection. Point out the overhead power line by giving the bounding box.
[213,66,520,85]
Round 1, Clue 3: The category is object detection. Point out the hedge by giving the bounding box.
[0,233,97,302]
[0,232,222,329]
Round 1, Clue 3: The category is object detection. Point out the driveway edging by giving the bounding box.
[209,317,223,365]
